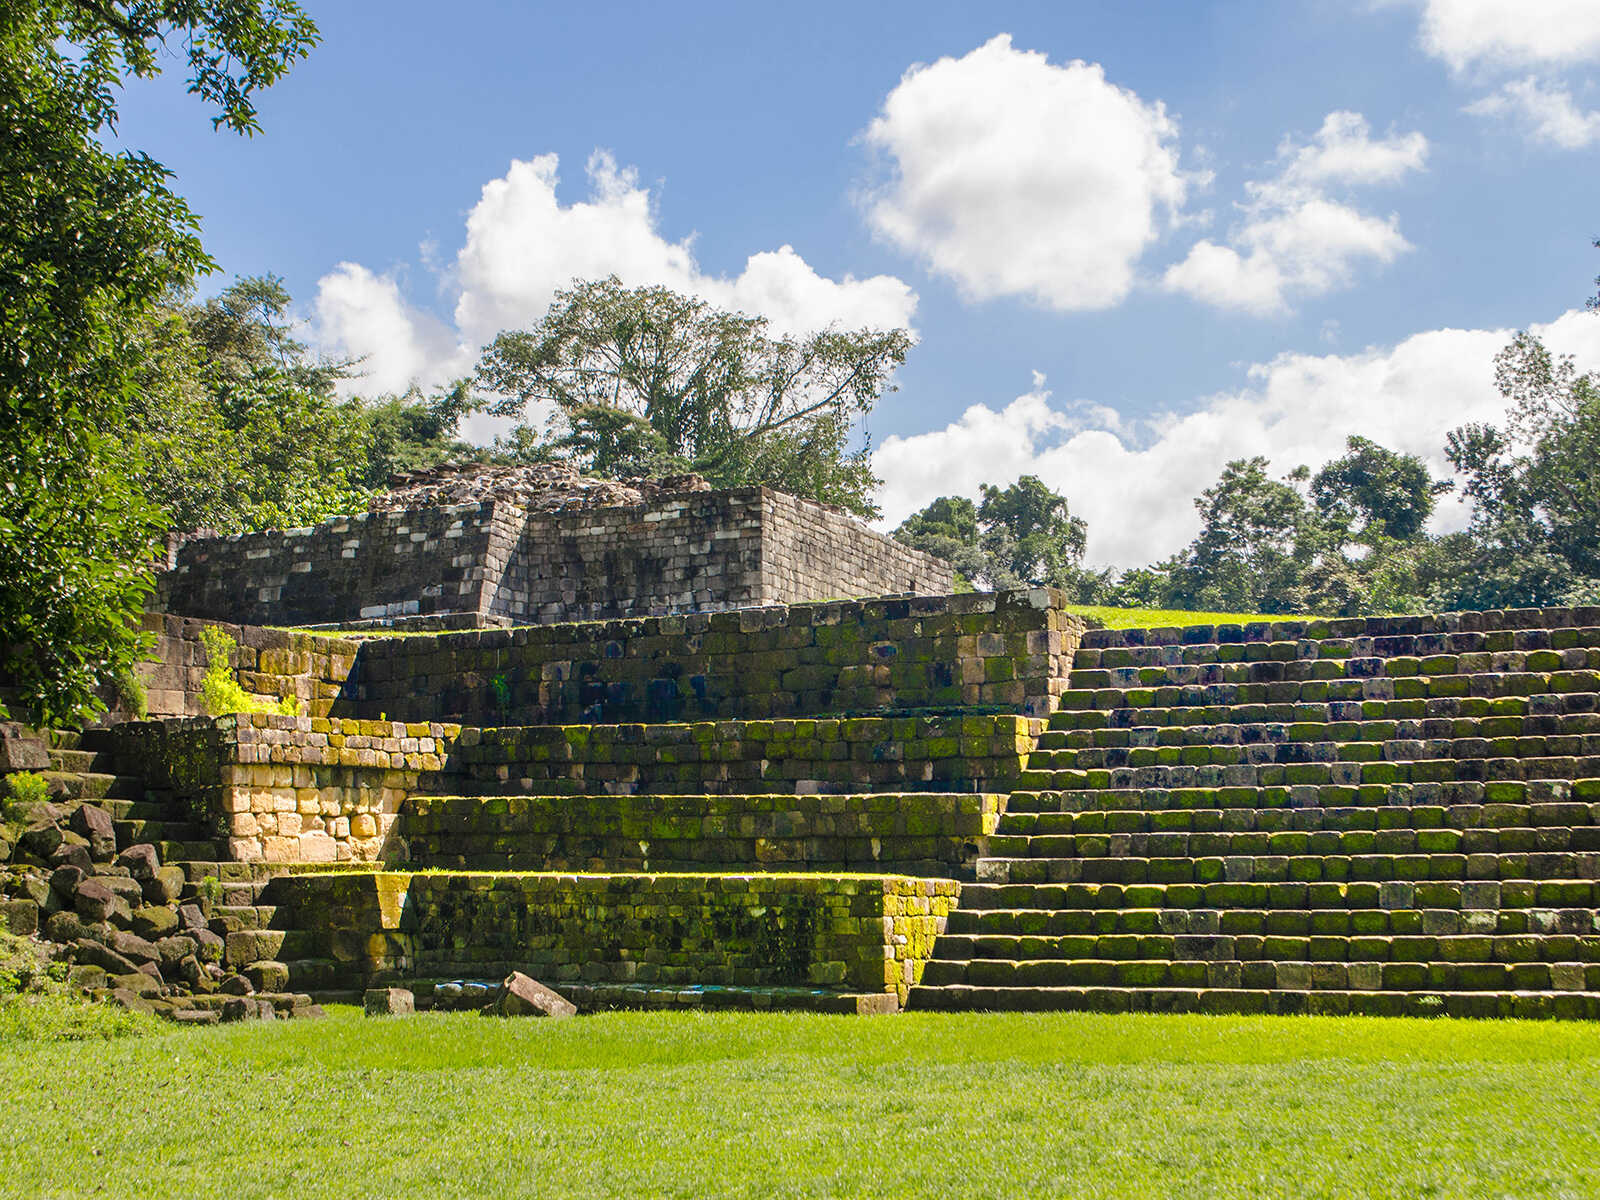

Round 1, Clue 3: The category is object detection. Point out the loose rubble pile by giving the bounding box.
[0,787,323,1025]
[372,461,709,514]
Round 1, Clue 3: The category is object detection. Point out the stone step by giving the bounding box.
[36,771,144,802]
[47,748,116,773]
[1078,608,1600,650]
[943,903,1595,938]
[113,818,212,845]
[1005,780,1592,814]
[1029,735,1600,771]
[907,983,1600,1018]
[226,929,332,966]
[1052,693,1600,733]
[1056,672,1600,715]
[1019,756,1600,791]
[997,800,1600,835]
[1071,629,1600,669]
[1066,651,1600,692]
[1036,712,1600,752]
[208,904,278,933]
[954,878,1598,913]
[270,957,362,992]
[929,930,1600,966]
[917,955,1600,993]
[974,850,1600,886]
[984,825,1600,860]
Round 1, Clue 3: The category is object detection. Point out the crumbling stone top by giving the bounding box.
[371,462,710,514]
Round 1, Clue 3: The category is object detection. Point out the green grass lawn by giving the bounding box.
[4,1007,1599,1199]
[1064,604,1317,631]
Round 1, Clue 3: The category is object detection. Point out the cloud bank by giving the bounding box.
[313,151,918,399]
[873,309,1600,569]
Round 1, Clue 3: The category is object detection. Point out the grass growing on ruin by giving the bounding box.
[4,1009,1599,1199]
[1066,603,1317,630]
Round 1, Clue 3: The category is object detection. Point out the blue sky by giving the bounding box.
[113,0,1600,566]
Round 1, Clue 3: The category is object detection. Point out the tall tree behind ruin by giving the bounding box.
[474,277,912,518]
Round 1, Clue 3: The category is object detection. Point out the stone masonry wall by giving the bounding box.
[761,489,952,604]
[345,590,1080,726]
[155,485,953,630]
[273,870,962,1004]
[102,714,459,864]
[157,502,506,627]
[445,714,1041,796]
[132,614,358,721]
[489,489,767,623]
[396,791,1003,877]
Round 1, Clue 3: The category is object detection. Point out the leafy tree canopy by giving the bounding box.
[893,477,1095,595]
[474,277,911,518]
[1,1,316,726]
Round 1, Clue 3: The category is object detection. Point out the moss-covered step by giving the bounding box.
[445,714,1042,796]
[259,869,963,1006]
[397,791,1004,877]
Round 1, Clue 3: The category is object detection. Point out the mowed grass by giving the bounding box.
[4,1009,1599,1199]
[1065,604,1318,631]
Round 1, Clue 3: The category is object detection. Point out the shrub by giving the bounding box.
[198,626,300,718]
[3,772,50,807]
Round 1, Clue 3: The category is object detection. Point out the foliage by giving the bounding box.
[0,0,317,727]
[475,277,911,518]
[3,771,49,807]
[894,476,1095,595]
[1437,331,1600,608]
[198,626,297,717]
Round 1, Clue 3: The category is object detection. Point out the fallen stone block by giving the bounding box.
[73,880,129,926]
[141,866,186,906]
[486,972,577,1019]
[131,904,179,941]
[364,987,415,1017]
[244,960,289,992]
[68,804,117,861]
[116,844,160,881]
[1,899,38,937]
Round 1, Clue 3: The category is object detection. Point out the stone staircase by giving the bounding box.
[45,730,292,992]
[910,612,1600,1017]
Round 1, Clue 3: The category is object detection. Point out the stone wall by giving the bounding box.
[157,503,510,628]
[272,870,963,1004]
[155,485,953,629]
[346,590,1080,725]
[102,715,459,864]
[396,791,1003,877]
[132,614,358,721]
[445,714,1041,796]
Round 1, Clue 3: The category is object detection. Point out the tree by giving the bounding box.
[474,277,911,517]
[0,2,318,726]
[892,497,987,589]
[1311,435,1446,543]
[1166,458,1321,614]
[893,477,1094,594]
[1440,330,1600,605]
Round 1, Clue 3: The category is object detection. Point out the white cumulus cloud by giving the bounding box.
[873,309,1600,569]
[313,151,917,398]
[1419,0,1600,71]
[860,34,1190,311]
[1465,77,1600,147]
[1162,112,1426,316]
